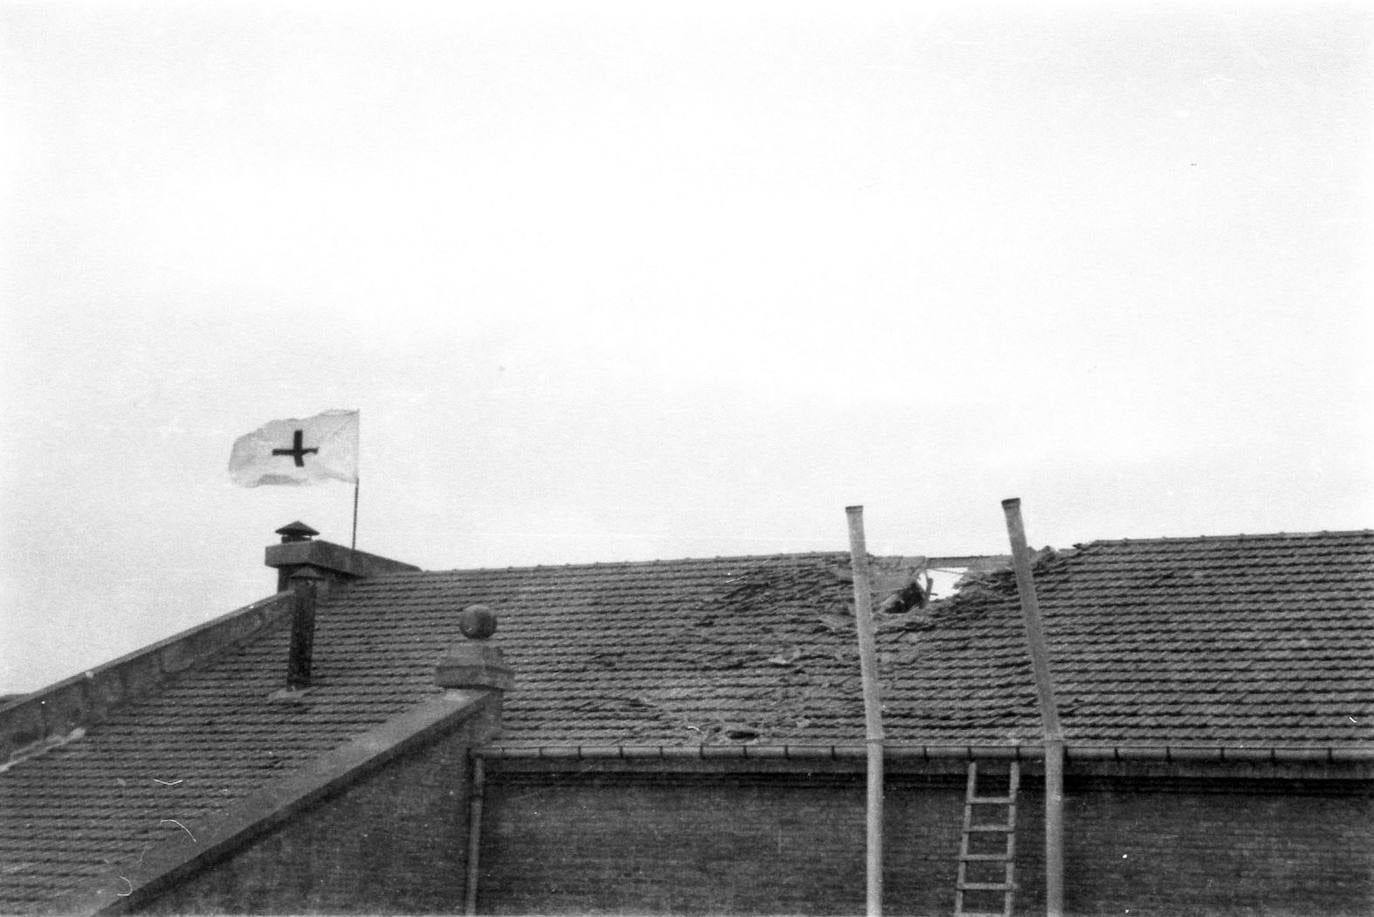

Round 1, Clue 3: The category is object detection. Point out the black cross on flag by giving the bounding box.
[272,430,319,467]
[229,410,359,487]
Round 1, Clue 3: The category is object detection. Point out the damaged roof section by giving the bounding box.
[469,532,1374,750]
[5,532,1368,769]
[1,530,1370,913]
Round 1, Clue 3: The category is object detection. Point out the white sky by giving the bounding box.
[1,1,1370,693]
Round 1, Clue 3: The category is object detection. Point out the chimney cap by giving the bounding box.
[290,564,328,582]
[276,521,320,543]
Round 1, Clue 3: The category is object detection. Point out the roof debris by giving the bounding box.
[764,646,803,666]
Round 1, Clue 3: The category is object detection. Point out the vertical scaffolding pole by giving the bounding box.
[846,506,884,917]
[1002,498,1064,917]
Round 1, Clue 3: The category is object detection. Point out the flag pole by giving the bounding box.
[351,478,360,550]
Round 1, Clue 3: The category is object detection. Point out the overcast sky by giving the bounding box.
[1,1,1370,694]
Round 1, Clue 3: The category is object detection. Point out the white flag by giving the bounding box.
[228,410,359,487]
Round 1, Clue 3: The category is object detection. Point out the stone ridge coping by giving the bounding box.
[0,592,294,765]
[264,538,421,579]
[46,689,495,917]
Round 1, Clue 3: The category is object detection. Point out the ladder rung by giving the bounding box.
[957,761,1018,917]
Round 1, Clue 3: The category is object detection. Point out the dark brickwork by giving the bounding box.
[478,771,975,916]
[136,718,484,915]
[478,769,1374,917]
[1059,778,1374,917]
[119,747,1374,917]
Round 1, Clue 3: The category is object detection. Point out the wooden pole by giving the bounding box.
[1043,735,1065,917]
[845,505,884,917]
[1001,498,1064,917]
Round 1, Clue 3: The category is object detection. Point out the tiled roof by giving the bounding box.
[1,531,1371,911]
[474,532,1373,748]
[905,531,1374,747]
[0,621,447,913]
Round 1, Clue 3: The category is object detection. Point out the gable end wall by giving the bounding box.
[133,705,493,915]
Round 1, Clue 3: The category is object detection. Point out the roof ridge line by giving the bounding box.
[416,550,855,576]
[1078,529,1374,548]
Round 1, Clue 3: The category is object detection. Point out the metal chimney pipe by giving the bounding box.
[1001,498,1064,917]
[845,505,884,917]
[287,566,325,690]
[273,521,319,592]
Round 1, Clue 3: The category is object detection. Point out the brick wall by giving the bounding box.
[118,746,1374,916]
[136,713,487,915]
[477,771,968,916]
[1059,777,1374,916]
[477,768,1374,917]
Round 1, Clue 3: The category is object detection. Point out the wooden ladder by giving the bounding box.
[954,760,1020,917]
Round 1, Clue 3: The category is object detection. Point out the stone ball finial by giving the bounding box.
[458,604,497,640]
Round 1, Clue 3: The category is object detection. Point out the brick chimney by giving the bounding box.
[272,522,320,592]
[263,522,423,694]
[265,521,421,597]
